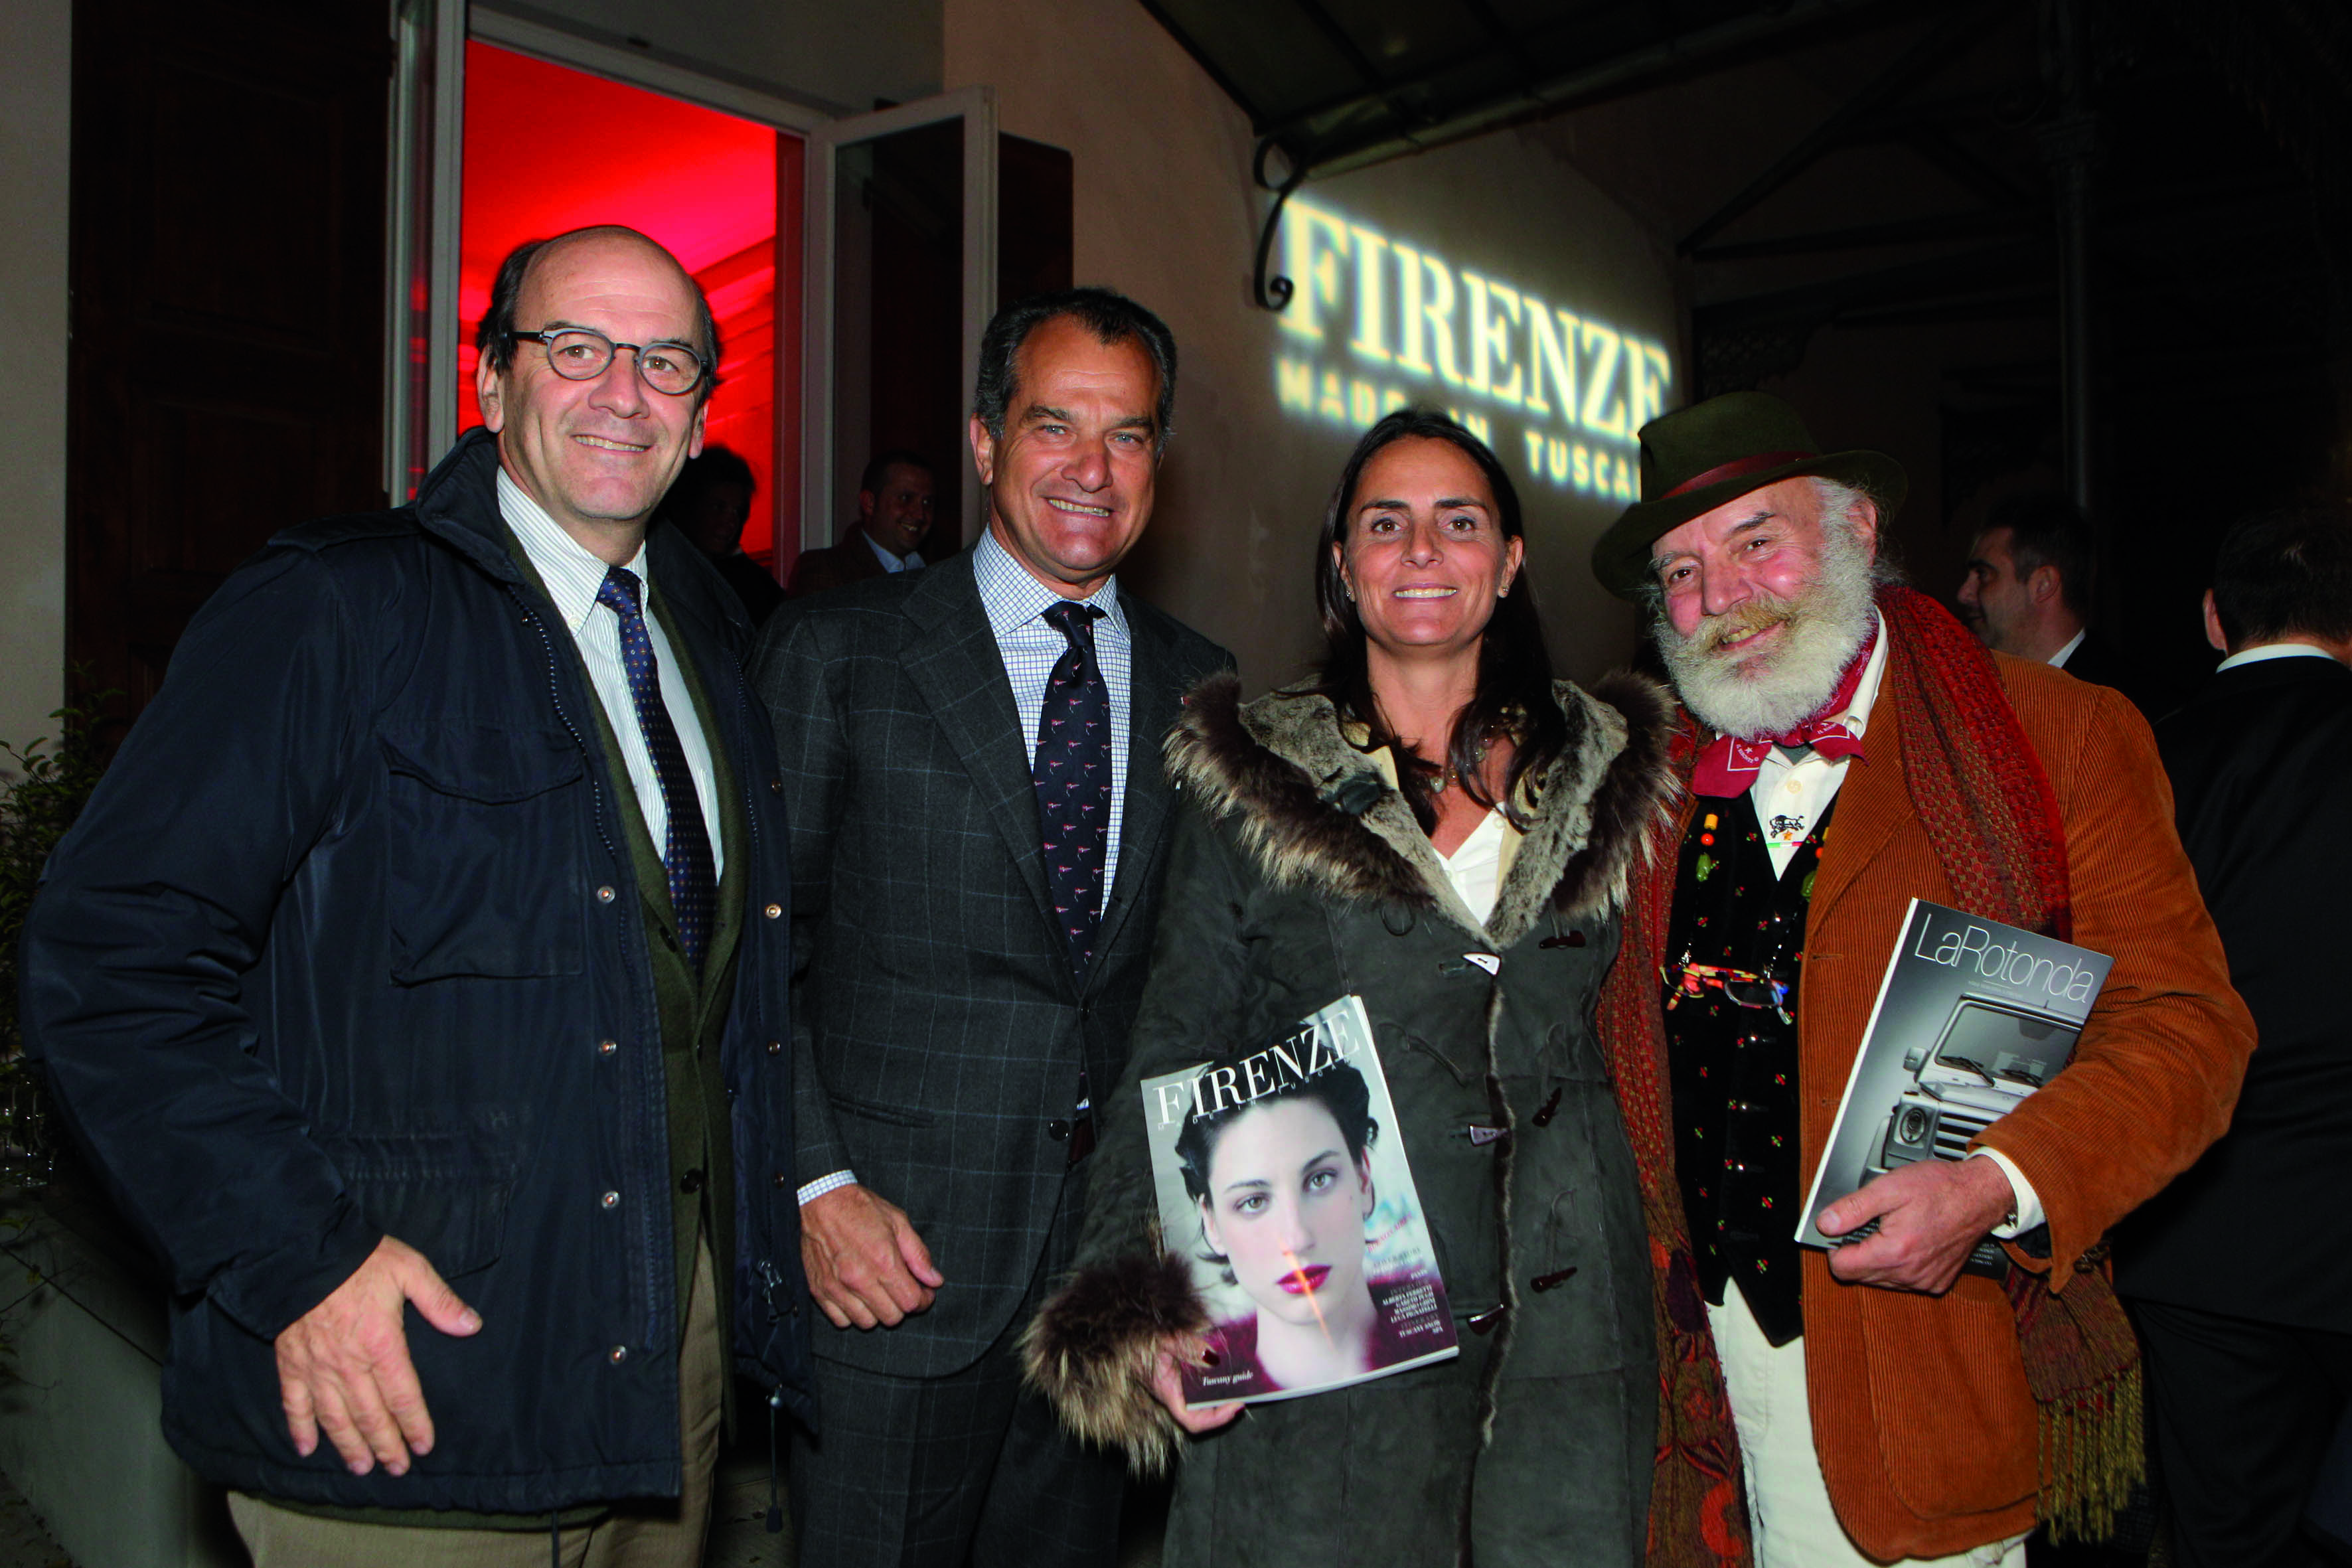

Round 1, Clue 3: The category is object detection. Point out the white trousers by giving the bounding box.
[1707,1286,2027,1568]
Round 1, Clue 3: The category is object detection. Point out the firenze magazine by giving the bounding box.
[1141,996,1459,1409]
[1796,898,2112,1272]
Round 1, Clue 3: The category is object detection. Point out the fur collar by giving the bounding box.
[1166,669,1679,948]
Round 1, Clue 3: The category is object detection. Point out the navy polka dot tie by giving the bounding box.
[597,566,717,974]
[1034,601,1111,975]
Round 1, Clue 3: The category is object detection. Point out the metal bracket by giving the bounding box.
[1251,137,1309,312]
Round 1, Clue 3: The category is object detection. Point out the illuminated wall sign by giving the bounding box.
[1273,196,1673,504]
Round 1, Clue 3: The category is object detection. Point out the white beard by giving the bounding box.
[1654,510,1879,740]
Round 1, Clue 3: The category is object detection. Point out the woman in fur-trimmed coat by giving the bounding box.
[1024,411,1678,1567]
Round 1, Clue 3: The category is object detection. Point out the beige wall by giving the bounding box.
[0,0,71,756]
[946,0,1680,690]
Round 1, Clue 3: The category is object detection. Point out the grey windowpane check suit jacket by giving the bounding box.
[751,548,1230,1378]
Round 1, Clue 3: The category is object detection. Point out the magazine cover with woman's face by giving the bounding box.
[1141,995,1459,1407]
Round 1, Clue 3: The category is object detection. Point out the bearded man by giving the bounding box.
[1586,392,2254,1568]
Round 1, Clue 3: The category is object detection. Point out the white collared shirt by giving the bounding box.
[862,530,926,575]
[499,469,724,880]
[2217,641,2341,672]
[2049,628,2086,668]
[971,528,1134,900]
[1748,613,1889,880]
[1735,612,2041,1234]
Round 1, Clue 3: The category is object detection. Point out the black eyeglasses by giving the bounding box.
[507,327,707,396]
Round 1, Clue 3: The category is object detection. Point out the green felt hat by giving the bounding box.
[1589,390,1907,600]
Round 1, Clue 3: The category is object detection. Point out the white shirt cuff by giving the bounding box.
[1967,1147,2045,1237]
[797,1170,858,1207]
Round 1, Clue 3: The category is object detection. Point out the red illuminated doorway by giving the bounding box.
[457,41,803,574]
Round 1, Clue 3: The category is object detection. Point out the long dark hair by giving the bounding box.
[1313,409,1566,834]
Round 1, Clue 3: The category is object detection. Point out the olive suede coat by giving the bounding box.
[1609,651,2254,1561]
[1028,672,1678,1567]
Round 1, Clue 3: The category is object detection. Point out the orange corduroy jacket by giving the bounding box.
[1776,653,2254,1559]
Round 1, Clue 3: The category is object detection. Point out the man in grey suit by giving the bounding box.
[753,287,1229,1567]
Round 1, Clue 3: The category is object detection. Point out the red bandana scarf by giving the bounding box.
[1600,587,2138,1567]
[1689,625,1879,798]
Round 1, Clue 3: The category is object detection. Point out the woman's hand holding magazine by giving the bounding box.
[1149,1334,1243,1433]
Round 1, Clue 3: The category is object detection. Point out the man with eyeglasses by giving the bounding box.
[1583,392,2251,1568]
[22,225,810,1567]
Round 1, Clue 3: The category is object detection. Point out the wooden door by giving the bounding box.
[68,0,390,723]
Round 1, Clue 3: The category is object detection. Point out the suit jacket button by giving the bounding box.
[772,1172,789,1188]
[765,1040,783,1056]
[680,1168,706,1195]
[1046,1119,1071,1141]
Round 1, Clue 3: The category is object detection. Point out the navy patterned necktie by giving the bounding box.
[1034,601,1112,973]
[595,566,717,974]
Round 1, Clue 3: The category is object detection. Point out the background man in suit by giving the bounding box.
[784,449,938,597]
[2116,505,2352,1568]
[659,443,783,627]
[755,287,1228,1567]
[1956,491,2159,712]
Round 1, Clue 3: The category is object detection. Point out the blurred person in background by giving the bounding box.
[785,449,937,598]
[660,443,782,626]
[1958,492,2163,715]
[2117,505,2352,1568]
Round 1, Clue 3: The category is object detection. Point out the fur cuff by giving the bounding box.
[1021,1250,1209,1476]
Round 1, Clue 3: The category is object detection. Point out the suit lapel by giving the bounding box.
[1089,602,1180,980]
[898,556,1060,943]
[1808,694,1911,933]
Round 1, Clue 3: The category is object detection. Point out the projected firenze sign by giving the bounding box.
[1275,197,1673,504]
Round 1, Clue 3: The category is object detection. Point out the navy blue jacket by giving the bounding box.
[21,428,814,1513]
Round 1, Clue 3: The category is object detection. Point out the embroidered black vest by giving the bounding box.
[1663,791,1832,1346]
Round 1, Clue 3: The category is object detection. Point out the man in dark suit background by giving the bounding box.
[783,449,938,598]
[1956,491,2163,714]
[753,287,1227,1567]
[2116,504,2352,1567]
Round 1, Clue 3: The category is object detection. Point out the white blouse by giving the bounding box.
[1439,808,1507,927]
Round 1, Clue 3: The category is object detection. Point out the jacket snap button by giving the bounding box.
[1046,1119,1071,1141]
[763,903,783,919]
[596,886,617,904]
[765,1040,783,1056]
[680,1168,706,1195]
[608,1345,628,1366]
[597,1039,618,1057]
[599,1190,619,1210]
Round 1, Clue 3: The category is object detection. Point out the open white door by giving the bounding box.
[803,87,998,554]
[384,0,465,503]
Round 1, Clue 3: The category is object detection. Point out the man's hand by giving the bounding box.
[1818,1156,2016,1295]
[799,1184,945,1329]
[1148,1335,1243,1435]
[274,1235,481,1476]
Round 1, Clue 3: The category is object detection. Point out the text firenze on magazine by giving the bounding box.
[1141,996,1460,1408]
[1797,899,2112,1271]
